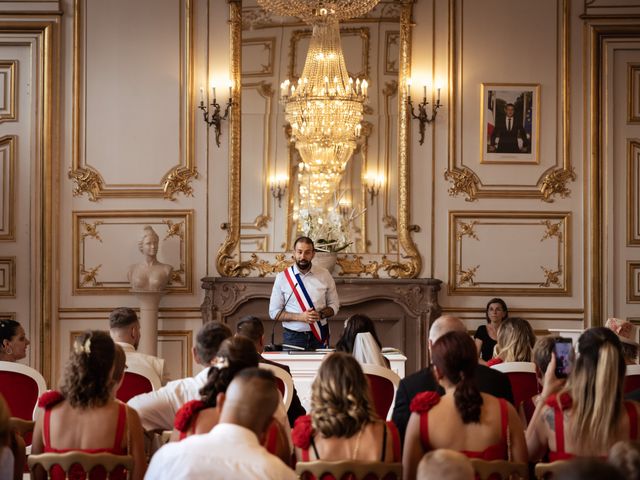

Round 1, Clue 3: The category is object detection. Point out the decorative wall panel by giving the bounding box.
[72,210,193,294]
[0,257,15,297]
[630,141,640,245]
[70,0,196,200]
[242,37,275,77]
[629,261,640,303]
[0,312,15,321]
[158,330,192,378]
[448,211,571,295]
[0,61,17,123]
[629,64,640,123]
[384,31,399,75]
[0,136,14,240]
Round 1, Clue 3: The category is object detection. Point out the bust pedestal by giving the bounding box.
[200,277,442,373]
[131,290,166,356]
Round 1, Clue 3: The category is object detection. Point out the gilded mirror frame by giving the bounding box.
[216,0,421,278]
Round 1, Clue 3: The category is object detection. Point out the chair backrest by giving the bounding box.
[625,364,640,393]
[534,460,572,479]
[28,451,134,479]
[491,362,538,409]
[116,363,161,403]
[0,361,47,421]
[259,362,294,411]
[296,460,402,480]
[361,363,400,421]
[470,459,529,480]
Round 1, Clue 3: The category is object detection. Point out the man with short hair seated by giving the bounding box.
[109,307,166,386]
[146,368,296,480]
[392,315,514,444]
[236,315,306,426]
[128,322,232,432]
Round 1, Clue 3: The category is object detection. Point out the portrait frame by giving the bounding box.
[480,83,540,165]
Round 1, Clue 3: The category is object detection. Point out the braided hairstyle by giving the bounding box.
[311,351,378,438]
[60,330,116,409]
[198,336,260,407]
[431,331,483,423]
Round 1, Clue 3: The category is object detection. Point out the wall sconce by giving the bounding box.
[338,199,352,217]
[198,80,234,148]
[406,78,442,146]
[269,174,288,208]
[363,172,384,205]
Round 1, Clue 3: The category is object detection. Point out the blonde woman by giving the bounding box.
[292,352,400,467]
[487,317,536,366]
[527,327,640,460]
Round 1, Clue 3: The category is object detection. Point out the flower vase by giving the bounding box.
[313,251,338,273]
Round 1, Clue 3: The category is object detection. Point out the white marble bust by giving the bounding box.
[128,226,173,292]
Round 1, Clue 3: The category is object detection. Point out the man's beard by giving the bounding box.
[296,259,311,271]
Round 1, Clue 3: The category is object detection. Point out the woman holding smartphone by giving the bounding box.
[526,327,640,460]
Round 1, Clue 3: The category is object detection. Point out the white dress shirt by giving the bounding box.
[145,423,296,480]
[128,367,209,431]
[116,342,166,386]
[269,263,340,332]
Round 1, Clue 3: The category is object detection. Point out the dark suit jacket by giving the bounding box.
[490,120,528,153]
[259,354,306,427]
[391,364,514,445]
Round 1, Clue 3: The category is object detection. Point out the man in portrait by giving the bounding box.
[489,102,530,154]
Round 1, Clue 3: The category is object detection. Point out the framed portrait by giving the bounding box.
[480,83,540,164]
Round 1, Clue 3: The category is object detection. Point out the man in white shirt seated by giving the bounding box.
[128,321,232,431]
[109,307,167,385]
[146,368,296,480]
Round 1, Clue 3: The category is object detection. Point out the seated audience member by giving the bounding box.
[392,316,513,444]
[171,336,290,462]
[235,315,306,426]
[527,327,640,461]
[416,449,474,480]
[0,320,30,362]
[487,317,536,366]
[552,458,625,480]
[31,332,145,480]
[146,368,296,480]
[292,352,400,465]
[519,335,558,426]
[474,298,509,362]
[606,317,639,364]
[609,441,640,480]
[336,314,388,367]
[128,322,232,431]
[402,331,527,480]
[109,307,166,385]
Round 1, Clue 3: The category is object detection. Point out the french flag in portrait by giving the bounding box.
[283,266,328,344]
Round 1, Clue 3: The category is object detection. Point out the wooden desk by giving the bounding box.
[262,351,407,411]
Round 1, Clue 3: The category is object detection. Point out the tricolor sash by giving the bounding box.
[283,266,328,343]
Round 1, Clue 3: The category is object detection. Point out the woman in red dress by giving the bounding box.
[403,331,527,480]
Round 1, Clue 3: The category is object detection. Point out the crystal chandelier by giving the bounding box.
[259,0,378,209]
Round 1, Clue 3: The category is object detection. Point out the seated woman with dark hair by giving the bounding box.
[336,314,388,367]
[486,317,536,366]
[292,352,400,468]
[0,319,30,362]
[474,298,509,362]
[172,336,290,462]
[403,331,527,480]
[31,331,146,480]
[527,327,640,461]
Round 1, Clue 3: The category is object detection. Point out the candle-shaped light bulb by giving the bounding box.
[227,80,233,99]
[362,79,368,97]
[212,85,217,101]
[199,87,204,104]
[423,84,427,101]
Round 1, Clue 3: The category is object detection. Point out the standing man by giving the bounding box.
[269,236,339,350]
[489,103,528,153]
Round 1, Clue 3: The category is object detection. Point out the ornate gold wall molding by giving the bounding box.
[448,211,571,295]
[384,31,399,75]
[0,256,15,297]
[72,210,194,294]
[446,0,573,201]
[0,312,15,321]
[242,37,276,77]
[628,63,640,122]
[629,261,640,303]
[0,60,17,123]
[70,0,197,200]
[0,135,15,240]
[629,140,640,245]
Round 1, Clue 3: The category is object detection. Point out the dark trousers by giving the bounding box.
[283,327,329,350]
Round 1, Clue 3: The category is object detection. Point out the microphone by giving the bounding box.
[264,283,297,352]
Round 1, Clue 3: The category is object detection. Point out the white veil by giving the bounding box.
[352,332,387,367]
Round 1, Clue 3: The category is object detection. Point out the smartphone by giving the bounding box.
[554,337,573,378]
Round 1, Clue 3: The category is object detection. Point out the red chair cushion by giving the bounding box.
[625,374,640,394]
[116,372,153,402]
[365,374,395,420]
[0,370,39,445]
[505,371,538,409]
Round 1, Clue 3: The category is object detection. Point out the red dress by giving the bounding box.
[545,393,639,461]
[39,391,128,480]
[292,415,401,480]
[486,358,504,367]
[409,391,509,460]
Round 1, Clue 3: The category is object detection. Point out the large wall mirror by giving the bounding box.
[217,0,421,278]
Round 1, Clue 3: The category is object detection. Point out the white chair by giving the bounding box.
[116,362,161,403]
[490,362,538,414]
[360,363,400,421]
[0,360,47,420]
[28,451,134,479]
[259,362,294,411]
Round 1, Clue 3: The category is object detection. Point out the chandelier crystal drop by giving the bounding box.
[257,0,380,23]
